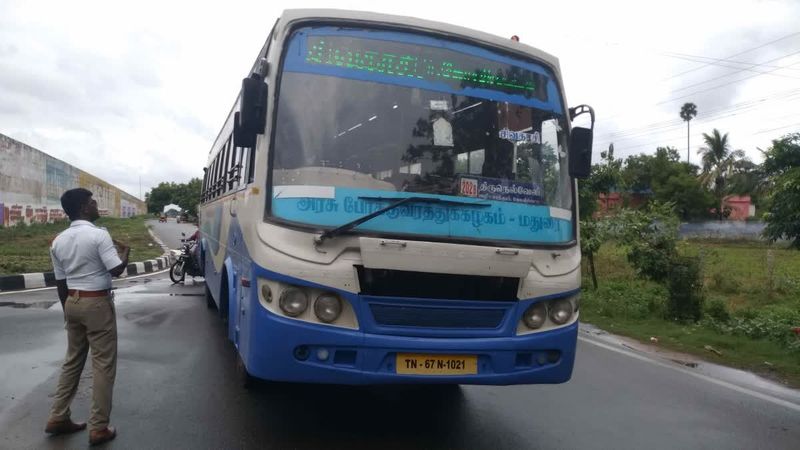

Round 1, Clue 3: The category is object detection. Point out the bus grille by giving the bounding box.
[356,266,519,301]
[369,304,506,329]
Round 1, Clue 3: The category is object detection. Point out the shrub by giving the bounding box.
[613,202,680,283]
[704,298,731,322]
[666,256,705,322]
[710,271,741,294]
[708,307,800,348]
[582,281,667,319]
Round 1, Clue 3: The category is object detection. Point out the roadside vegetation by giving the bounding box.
[581,239,800,387]
[0,215,163,275]
[579,128,800,387]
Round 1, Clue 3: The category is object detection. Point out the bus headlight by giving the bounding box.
[314,294,342,323]
[549,298,574,325]
[279,288,308,317]
[522,302,548,329]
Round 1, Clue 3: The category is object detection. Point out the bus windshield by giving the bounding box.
[270,27,573,245]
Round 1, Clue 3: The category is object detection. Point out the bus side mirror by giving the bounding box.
[234,73,268,148]
[568,104,595,179]
[569,127,593,179]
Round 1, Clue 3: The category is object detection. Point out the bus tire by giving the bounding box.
[205,284,215,309]
[219,274,229,324]
[236,352,252,389]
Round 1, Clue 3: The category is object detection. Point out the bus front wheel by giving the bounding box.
[236,352,252,389]
[205,284,215,309]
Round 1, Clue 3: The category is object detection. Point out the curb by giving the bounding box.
[0,256,173,292]
[0,226,174,293]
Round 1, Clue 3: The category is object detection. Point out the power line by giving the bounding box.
[602,96,800,143]
[595,88,800,141]
[654,58,800,107]
[660,31,800,82]
[668,49,800,94]
[663,51,800,71]
[755,122,800,135]
[661,53,800,79]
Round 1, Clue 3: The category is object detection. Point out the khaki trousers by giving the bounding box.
[49,294,117,431]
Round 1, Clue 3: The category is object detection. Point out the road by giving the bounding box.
[147,218,198,250]
[1,243,799,448]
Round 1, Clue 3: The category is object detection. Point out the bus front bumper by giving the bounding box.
[244,309,578,385]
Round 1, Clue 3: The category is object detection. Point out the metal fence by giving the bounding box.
[679,221,766,240]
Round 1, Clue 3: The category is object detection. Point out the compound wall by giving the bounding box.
[0,133,145,227]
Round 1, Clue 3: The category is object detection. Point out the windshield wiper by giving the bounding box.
[313,196,490,246]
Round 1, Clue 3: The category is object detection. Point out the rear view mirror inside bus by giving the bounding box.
[568,127,592,179]
[234,73,268,148]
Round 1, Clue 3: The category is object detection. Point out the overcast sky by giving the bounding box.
[1,0,799,199]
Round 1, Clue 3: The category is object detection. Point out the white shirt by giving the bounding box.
[50,220,123,290]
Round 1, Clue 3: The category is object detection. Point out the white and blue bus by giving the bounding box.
[199,9,594,386]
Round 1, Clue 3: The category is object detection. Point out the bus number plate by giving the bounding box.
[396,354,477,375]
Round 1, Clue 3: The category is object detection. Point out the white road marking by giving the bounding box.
[579,335,800,413]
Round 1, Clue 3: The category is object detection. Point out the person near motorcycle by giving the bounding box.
[169,229,202,283]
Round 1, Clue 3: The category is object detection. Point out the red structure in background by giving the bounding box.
[595,193,754,221]
[596,192,650,216]
[722,195,753,221]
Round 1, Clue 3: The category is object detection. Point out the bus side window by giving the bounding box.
[242,147,250,185]
[223,137,232,192]
[247,145,256,183]
[201,170,208,202]
[213,154,221,197]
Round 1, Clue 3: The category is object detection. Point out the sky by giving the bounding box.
[1,0,799,199]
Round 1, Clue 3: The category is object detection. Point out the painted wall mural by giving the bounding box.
[0,133,145,227]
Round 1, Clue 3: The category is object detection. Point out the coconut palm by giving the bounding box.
[697,129,745,219]
[679,102,697,164]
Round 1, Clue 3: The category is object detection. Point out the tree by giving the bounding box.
[622,147,713,221]
[172,178,202,216]
[762,132,800,248]
[577,145,623,289]
[146,182,178,214]
[146,179,202,216]
[578,144,623,220]
[697,129,745,219]
[679,102,697,164]
[727,158,768,211]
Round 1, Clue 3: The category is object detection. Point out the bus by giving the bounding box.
[199,9,594,387]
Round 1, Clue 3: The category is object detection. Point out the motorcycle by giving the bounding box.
[170,232,203,283]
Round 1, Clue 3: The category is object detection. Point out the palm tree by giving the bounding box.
[697,129,745,219]
[679,102,698,164]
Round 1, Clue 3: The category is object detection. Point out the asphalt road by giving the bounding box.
[146,218,198,250]
[1,244,799,448]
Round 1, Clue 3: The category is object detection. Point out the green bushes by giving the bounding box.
[582,281,667,319]
[704,298,731,322]
[704,307,800,350]
[666,256,705,322]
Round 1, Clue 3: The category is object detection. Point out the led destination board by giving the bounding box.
[305,35,549,101]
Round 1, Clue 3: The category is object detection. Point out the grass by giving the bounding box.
[581,312,800,388]
[0,216,164,275]
[583,239,800,387]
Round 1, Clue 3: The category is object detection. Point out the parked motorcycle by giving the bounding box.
[170,232,202,283]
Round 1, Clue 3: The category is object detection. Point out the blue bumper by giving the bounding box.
[244,306,578,386]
